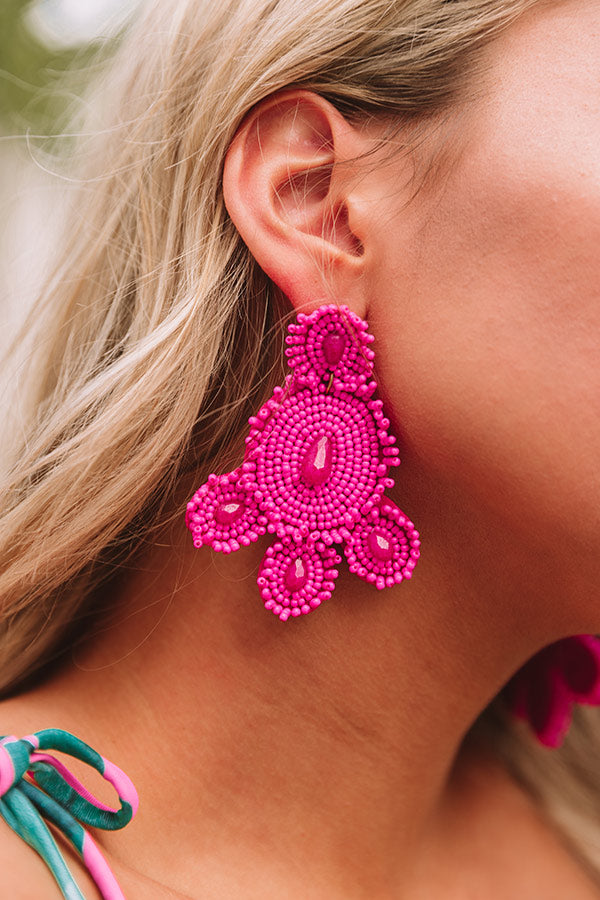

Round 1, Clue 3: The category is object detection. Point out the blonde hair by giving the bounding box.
[2,0,599,879]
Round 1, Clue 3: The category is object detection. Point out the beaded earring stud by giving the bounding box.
[186,304,420,620]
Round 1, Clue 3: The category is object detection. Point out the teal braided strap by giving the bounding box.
[0,730,138,900]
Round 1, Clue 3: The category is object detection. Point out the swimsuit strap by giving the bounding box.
[0,729,138,900]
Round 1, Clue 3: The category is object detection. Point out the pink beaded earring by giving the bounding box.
[185,304,420,620]
[503,634,600,748]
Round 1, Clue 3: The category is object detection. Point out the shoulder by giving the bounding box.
[0,811,110,897]
[0,813,74,898]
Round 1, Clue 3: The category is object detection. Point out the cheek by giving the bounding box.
[368,144,600,568]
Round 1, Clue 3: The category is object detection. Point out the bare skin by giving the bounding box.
[1,0,599,897]
[0,542,599,900]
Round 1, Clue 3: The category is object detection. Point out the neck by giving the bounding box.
[3,463,566,897]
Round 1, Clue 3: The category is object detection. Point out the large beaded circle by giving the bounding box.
[257,537,341,621]
[244,385,394,541]
[343,499,421,590]
[185,469,266,553]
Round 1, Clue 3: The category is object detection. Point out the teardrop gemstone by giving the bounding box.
[214,500,245,525]
[301,435,333,486]
[284,557,308,592]
[322,331,346,367]
[367,527,395,562]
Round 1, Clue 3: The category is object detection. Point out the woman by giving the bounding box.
[0,0,599,895]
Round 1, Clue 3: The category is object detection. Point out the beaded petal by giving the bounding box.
[186,467,267,553]
[343,498,421,590]
[258,536,341,621]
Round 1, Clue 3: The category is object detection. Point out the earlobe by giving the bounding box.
[222,90,369,314]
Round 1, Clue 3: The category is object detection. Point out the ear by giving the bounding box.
[223,90,375,317]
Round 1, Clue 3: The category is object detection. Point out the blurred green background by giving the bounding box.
[1,0,87,135]
[0,0,138,135]
[0,0,141,337]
